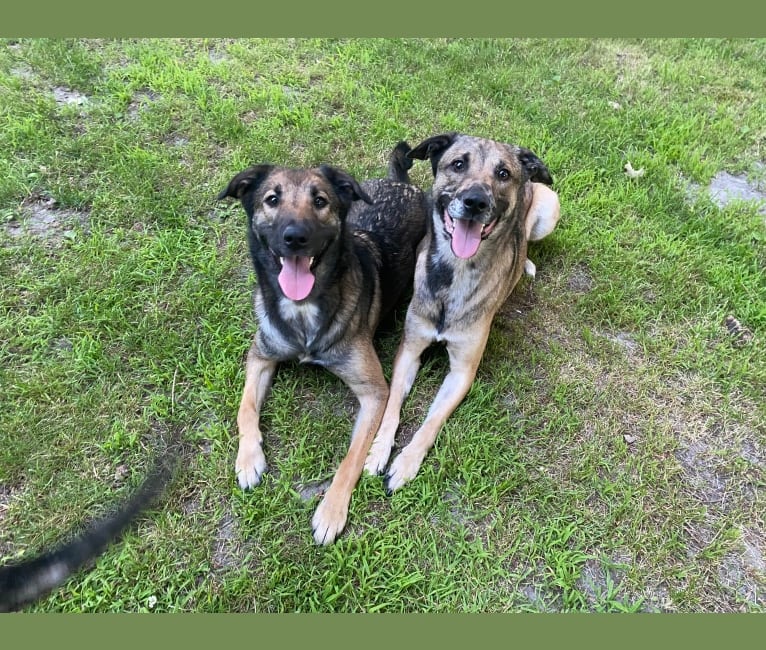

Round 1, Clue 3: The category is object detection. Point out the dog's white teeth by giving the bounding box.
[279,257,285,265]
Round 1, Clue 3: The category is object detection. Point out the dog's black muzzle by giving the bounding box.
[440,184,495,225]
[273,219,332,258]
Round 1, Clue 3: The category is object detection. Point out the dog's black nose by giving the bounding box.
[282,223,310,250]
[461,189,489,215]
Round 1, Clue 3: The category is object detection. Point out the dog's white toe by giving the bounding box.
[364,439,393,476]
[384,448,425,494]
[524,258,536,278]
[235,441,268,490]
[311,496,348,546]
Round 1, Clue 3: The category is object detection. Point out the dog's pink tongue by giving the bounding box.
[451,219,483,259]
[278,256,315,301]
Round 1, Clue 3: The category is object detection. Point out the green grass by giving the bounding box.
[1,38,764,612]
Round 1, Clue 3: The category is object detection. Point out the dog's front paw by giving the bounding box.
[385,447,425,494]
[235,438,268,489]
[364,437,394,476]
[311,495,348,546]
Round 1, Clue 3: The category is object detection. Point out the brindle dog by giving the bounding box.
[218,144,428,544]
[364,133,560,492]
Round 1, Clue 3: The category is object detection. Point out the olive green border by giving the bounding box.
[2,2,764,647]
[2,612,765,647]
[1,0,765,36]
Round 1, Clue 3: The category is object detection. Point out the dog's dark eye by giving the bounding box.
[451,159,465,171]
[496,168,510,180]
[313,196,328,209]
[265,194,279,207]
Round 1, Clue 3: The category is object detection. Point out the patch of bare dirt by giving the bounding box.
[127,89,162,119]
[575,555,631,608]
[520,581,556,611]
[10,64,35,81]
[211,509,240,570]
[52,87,89,107]
[296,478,332,502]
[207,49,229,65]
[3,197,90,243]
[598,330,639,355]
[684,166,766,217]
[0,484,24,557]
[718,527,765,608]
[566,264,594,293]
[0,485,13,525]
[708,171,766,215]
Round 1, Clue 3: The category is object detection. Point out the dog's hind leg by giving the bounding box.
[525,182,560,242]
[522,183,559,283]
[235,340,278,489]
[311,341,388,545]
[384,326,490,493]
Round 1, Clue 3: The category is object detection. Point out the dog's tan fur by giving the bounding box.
[365,133,560,491]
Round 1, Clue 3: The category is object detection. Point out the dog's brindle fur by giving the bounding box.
[364,133,560,492]
[218,146,428,544]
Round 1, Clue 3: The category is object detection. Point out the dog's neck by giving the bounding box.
[249,229,358,360]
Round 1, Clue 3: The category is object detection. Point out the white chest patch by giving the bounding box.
[279,298,322,348]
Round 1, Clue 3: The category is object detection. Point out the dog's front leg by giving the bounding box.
[311,343,388,545]
[365,325,432,476]
[385,328,490,493]
[235,340,277,489]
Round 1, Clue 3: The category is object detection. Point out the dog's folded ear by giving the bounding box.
[319,165,373,206]
[408,133,458,176]
[217,165,274,200]
[525,182,560,242]
[518,148,553,186]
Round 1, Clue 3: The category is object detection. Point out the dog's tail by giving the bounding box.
[387,141,414,184]
[0,446,178,612]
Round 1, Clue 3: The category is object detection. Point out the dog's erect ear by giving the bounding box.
[408,133,458,176]
[518,148,553,186]
[217,165,274,200]
[319,165,373,206]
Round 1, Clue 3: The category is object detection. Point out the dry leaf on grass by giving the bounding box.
[624,162,645,179]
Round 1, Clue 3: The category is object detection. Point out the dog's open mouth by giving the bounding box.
[443,209,498,259]
[277,255,315,301]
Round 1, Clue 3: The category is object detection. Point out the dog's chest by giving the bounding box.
[417,239,523,336]
[256,296,324,361]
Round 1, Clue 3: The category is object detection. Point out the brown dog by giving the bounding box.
[218,145,428,543]
[364,133,560,492]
